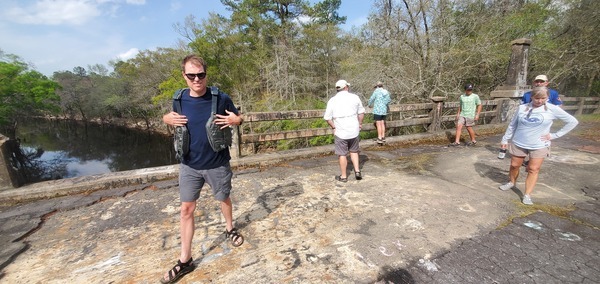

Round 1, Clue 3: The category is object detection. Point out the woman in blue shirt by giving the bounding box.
[368,81,391,144]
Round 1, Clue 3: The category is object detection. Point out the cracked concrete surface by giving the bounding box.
[0,129,599,283]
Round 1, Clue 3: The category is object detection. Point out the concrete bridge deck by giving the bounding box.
[0,124,599,283]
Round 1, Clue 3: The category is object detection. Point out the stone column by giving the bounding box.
[490,38,533,122]
[428,96,446,133]
[0,134,23,189]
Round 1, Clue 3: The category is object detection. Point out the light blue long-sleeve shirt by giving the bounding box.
[501,103,578,149]
[368,87,391,115]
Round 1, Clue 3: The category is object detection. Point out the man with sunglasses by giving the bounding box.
[160,55,244,284]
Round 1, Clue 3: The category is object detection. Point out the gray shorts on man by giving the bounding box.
[179,163,233,202]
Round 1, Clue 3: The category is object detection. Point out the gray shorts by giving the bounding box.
[179,163,232,202]
[457,116,475,127]
[509,144,550,159]
[334,136,360,156]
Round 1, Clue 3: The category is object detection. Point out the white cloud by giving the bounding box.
[126,0,146,5]
[118,48,140,61]
[6,0,101,26]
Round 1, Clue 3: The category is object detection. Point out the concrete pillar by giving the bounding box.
[506,38,532,87]
[230,126,241,159]
[490,38,533,99]
[429,96,446,132]
[0,134,24,189]
[490,38,534,123]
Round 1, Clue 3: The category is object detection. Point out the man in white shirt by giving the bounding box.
[324,80,366,182]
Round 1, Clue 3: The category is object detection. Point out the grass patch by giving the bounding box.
[496,203,577,229]
[393,153,436,174]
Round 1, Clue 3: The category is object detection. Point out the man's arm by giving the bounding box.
[357,113,365,129]
[475,104,482,120]
[326,119,335,129]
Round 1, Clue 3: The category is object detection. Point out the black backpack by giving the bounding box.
[173,87,232,161]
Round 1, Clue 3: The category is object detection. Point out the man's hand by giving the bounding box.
[163,112,187,126]
[214,110,242,129]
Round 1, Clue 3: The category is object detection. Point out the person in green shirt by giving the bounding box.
[449,84,482,146]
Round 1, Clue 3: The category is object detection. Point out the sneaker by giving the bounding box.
[376,138,384,144]
[522,195,533,205]
[466,141,477,146]
[355,171,362,180]
[499,182,514,191]
[381,137,386,143]
[448,142,460,147]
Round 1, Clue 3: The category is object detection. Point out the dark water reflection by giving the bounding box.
[16,118,177,183]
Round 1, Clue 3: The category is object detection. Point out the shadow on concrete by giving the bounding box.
[195,182,304,262]
[377,265,415,284]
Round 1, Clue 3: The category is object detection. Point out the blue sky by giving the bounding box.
[0,0,373,76]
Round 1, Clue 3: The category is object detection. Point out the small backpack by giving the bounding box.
[173,89,189,161]
[205,86,233,152]
[172,87,233,161]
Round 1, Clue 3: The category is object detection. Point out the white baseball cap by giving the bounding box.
[335,80,350,90]
[534,75,548,82]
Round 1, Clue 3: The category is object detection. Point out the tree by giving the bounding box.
[112,47,188,129]
[531,0,600,97]
[53,68,94,120]
[350,0,562,102]
[0,51,60,136]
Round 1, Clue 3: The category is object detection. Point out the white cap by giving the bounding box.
[534,75,548,82]
[335,80,350,90]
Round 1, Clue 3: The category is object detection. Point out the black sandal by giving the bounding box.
[160,257,196,284]
[335,175,348,182]
[225,228,244,247]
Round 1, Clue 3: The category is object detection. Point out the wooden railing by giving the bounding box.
[228,96,599,158]
[561,96,600,115]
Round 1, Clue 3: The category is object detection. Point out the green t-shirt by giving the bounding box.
[459,93,481,119]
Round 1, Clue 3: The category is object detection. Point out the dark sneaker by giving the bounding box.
[355,171,362,180]
[448,142,460,147]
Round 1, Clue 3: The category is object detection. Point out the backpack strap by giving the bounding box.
[210,86,219,114]
[173,88,187,114]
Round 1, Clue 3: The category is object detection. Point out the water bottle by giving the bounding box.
[498,149,507,159]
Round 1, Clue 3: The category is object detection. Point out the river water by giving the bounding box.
[16,118,177,183]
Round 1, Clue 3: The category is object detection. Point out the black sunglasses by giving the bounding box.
[185,72,206,80]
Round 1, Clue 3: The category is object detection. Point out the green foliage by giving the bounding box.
[5,0,599,151]
[0,53,60,131]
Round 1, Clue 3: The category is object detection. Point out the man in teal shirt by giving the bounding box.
[449,84,482,146]
[368,81,391,144]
